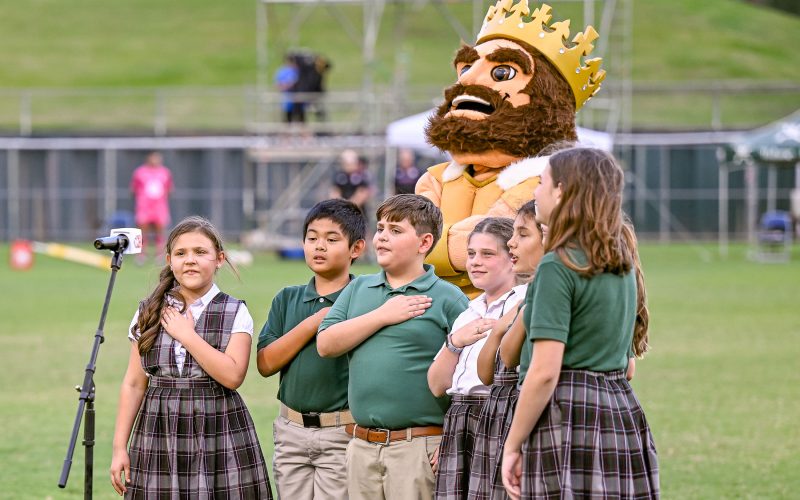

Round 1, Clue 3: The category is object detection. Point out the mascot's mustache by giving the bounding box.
[440,83,513,116]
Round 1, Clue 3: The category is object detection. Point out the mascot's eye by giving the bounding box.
[459,65,471,76]
[491,65,517,81]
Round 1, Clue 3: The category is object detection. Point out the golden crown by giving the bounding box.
[476,0,605,110]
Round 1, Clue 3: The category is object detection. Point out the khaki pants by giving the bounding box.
[346,433,442,500]
[273,416,351,500]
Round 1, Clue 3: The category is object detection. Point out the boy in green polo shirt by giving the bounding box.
[257,198,366,500]
[318,194,469,500]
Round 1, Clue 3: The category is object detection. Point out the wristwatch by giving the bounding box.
[446,333,463,354]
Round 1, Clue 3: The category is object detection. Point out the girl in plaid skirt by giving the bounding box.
[502,148,658,499]
[428,217,527,500]
[469,200,544,500]
[110,216,272,499]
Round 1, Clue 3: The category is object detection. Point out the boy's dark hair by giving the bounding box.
[303,198,366,246]
[376,194,443,255]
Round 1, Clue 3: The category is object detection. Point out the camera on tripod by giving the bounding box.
[93,228,143,254]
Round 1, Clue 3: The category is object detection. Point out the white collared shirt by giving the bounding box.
[128,284,253,373]
[440,284,528,396]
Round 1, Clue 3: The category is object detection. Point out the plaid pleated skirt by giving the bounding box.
[520,369,659,499]
[127,376,272,500]
[434,394,488,500]
[468,364,518,500]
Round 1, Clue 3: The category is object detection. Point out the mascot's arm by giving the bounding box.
[417,171,465,276]
[415,171,442,206]
[447,199,518,271]
[446,215,486,273]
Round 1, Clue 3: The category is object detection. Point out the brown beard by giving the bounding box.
[425,48,577,161]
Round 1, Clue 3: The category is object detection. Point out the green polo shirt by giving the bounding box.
[258,276,352,413]
[319,264,468,429]
[518,282,535,380]
[519,251,636,380]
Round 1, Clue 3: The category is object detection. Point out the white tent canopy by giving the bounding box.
[386,109,614,154]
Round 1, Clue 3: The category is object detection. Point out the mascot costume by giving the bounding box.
[417,0,605,296]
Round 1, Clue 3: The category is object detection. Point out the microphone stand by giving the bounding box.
[58,248,125,498]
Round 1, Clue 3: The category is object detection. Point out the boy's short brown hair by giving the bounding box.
[376,194,443,255]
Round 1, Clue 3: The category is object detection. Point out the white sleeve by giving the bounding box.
[232,302,254,336]
[128,309,140,342]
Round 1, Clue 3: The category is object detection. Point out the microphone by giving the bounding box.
[94,235,129,252]
[94,228,143,255]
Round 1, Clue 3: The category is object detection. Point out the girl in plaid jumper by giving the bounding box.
[110,216,271,499]
[469,200,544,500]
[502,148,658,499]
[428,217,525,500]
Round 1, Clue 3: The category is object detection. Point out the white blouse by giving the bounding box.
[440,284,527,396]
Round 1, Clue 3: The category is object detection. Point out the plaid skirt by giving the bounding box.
[127,377,272,500]
[434,394,488,500]
[468,368,519,500]
[520,370,659,499]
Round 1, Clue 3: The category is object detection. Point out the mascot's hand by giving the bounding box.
[485,196,518,218]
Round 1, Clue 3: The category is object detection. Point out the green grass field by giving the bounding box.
[0,0,799,131]
[0,242,798,499]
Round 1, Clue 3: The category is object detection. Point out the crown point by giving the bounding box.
[559,48,565,54]
[539,32,545,38]
[518,23,525,28]
[575,68,581,74]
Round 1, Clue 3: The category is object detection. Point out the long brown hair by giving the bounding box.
[623,220,650,357]
[543,147,633,277]
[132,216,235,355]
[543,148,650,356]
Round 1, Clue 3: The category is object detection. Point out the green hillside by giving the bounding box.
[0,0,798,130]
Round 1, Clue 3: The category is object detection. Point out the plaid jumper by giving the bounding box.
[468,352,519,500]
[434,394,487,500]
[127,292,272,499]
[520,369,659,499]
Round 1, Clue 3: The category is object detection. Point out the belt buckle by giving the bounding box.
[301,412,321,428]
[370,427,392,446]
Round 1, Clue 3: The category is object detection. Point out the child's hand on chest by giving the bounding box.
[161,306,197,342]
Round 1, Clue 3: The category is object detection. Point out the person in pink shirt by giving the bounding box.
[130,152,173,261]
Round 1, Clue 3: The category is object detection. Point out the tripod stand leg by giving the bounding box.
[83,397,95,499]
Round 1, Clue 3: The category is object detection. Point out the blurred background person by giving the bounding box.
[394,147,423,195]
[292,50,331,124]
[275,53,303,124]
[330,149,373,214]
[130,151,173,263]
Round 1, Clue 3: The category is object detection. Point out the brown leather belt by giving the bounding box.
[345,423,443,445]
